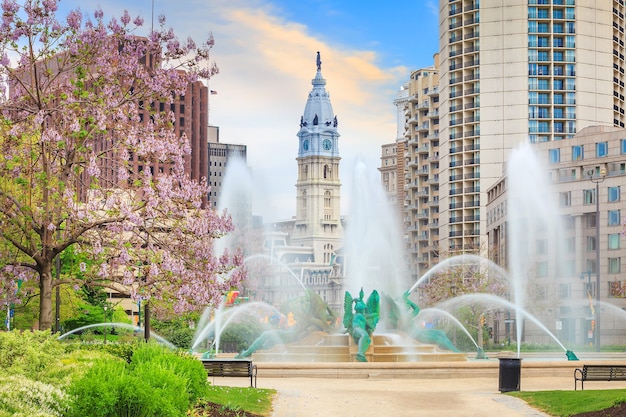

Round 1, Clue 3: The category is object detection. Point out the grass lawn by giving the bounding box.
[509,389,626,416]
[202,385,276,416]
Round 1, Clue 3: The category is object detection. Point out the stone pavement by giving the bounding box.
[209,357,626,417]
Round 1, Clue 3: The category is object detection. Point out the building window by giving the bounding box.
[608,210,621,226]
[559,191,571,206]
[608,257,621,274]
[549,148,560,164]
[608,186,620,202]
[536,261,548,277]
[559,283,571,299]
[586,213,597,228]
[621,139,626,155]
[586,259,597,274]
[596,142,608,157]
[571,145,583,161]
[609,233,621,250]
[586,236,596,251]
[583,189,595,205]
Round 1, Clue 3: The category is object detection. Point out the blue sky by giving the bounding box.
[59,0,440,220]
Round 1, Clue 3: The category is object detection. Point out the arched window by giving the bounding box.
[324,191,331,208]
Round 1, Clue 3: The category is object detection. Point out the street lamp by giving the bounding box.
[587,167,606,352]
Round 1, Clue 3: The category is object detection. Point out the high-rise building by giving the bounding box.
[389,56,441,282]
[437,1,620,255]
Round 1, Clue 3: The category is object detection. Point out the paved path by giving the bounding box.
[264,376,555,417]
[212,373,626,417]
[210,354,626,417]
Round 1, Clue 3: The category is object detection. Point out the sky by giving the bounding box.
[59,0,440,221]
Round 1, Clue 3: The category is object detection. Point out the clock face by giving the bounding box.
[303,140,309,151]
[322,139,332,151]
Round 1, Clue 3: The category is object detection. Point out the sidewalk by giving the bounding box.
[264,376,557,417]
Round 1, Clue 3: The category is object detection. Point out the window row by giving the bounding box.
[529,106,575,119]
[529,77,575,90]
[528,21,575,34]
[528,35,575,48]
[528,7,575,20]
[529,91,575,105]
[550,140,626,163]
[528,63,575,76]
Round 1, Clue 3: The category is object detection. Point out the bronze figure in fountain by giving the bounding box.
[235,289,336,359]
[343,288,380,362]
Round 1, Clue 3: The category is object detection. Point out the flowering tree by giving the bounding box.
[0,1,244,330]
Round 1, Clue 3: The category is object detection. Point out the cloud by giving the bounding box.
[61,0,409,221]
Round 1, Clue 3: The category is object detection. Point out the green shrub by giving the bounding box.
[0,331,65,379]
[68,342,208,417]
[0,375,70,417]
[129,343,208,401]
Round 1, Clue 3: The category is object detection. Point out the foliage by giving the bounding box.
[129,343,209,401]
[0,331,65,379]
[68,342,209,417]
[218,318,265,352]
[63,340,137,364]
[0,375,70,417]
[0,0,244,331]
[151,315,197,349]
[509,389,626,416]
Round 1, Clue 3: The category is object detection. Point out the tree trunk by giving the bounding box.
[39,266,53,331]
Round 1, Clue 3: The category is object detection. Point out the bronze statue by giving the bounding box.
[343,288,380,362]
[235,289,336,358]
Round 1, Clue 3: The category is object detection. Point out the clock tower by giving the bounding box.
[291,52,343,264]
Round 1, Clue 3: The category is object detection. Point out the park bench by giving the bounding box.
[574,365,626,390]
[201,358,257,387]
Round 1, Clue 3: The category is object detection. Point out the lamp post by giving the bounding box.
[587,168,605,352]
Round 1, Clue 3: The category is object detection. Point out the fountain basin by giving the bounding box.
[249,332,467,363]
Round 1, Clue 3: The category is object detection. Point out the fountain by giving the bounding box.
[200,143,587,363]
[58,323,177,349]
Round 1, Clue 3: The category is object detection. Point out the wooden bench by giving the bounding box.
[201,358,257,388]
[574,365,626,390]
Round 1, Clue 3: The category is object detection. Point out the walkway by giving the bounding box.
[209,356,626,417]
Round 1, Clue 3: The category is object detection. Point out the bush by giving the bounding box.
[129,343,208,401]
[0,375,70,417]
[0,331,65,379]
[68,342,208,417]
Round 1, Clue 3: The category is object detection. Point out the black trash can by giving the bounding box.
[498,358,521,392]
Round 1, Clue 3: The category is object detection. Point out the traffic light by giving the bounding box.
[480,315,485,326]
[488,327,493,338]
